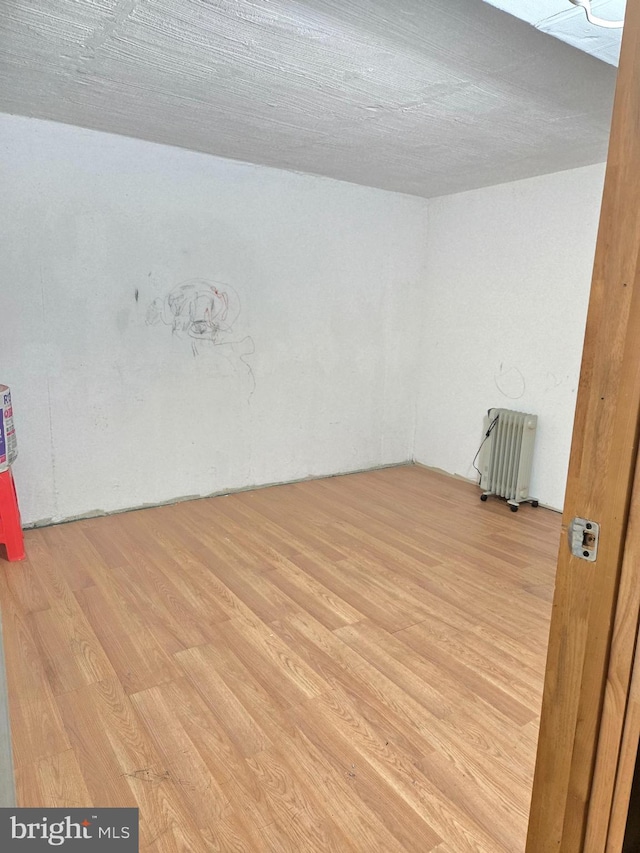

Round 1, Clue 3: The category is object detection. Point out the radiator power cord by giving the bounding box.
[472,412,500,482]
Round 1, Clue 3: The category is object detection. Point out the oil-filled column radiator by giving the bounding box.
[478,408,538,512]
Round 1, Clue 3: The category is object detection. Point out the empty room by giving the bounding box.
[1,1,639,851]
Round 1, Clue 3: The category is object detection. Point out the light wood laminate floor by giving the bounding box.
[0,465,561,852]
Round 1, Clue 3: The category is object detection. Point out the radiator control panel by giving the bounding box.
[569,517,600,562]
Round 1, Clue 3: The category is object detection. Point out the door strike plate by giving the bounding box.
[569,518,600,562]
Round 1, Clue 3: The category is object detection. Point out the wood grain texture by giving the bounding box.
[1,465,560,852]
[526,2,640,850]
[621,748,640,852]
[585,445,640,850]
[606,623,640,853]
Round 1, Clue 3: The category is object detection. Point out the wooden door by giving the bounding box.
[526,2,640,850]
[606,635,640,852]
[585,450,640,850]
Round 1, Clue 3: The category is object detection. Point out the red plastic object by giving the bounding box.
[0,468,25,561]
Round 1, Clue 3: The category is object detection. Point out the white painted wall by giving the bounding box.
[0,115,427,526]
[0,114,605,524]
[414,164,606,510]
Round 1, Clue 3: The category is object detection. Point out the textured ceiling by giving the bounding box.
[0,0,618,198]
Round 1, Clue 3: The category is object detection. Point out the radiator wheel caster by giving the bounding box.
[510,504,519,512]
[480,494,488,502]
[531,500,539,508]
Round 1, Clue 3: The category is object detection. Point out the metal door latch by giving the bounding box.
[569,518,600,562]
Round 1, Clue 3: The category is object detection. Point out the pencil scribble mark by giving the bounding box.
[494,365,525,400]
[147,278,255,394]
[545,371,563,392]
[146,279,239,341]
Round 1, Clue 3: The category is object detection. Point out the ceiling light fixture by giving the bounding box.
[568,0,624,28]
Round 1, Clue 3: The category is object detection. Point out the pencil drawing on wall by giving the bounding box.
[146,279,255,390]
